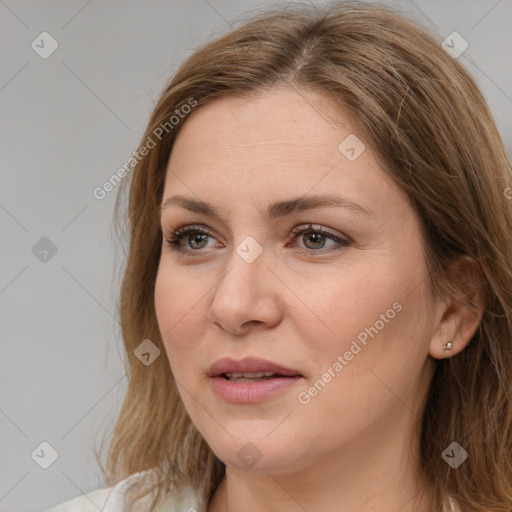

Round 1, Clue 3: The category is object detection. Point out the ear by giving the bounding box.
[429,255,485,360]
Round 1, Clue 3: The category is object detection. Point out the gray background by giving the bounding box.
[1,1,511,511]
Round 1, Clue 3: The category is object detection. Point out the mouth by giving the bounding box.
[207,357,303,404]
[221,371,296,382]
[208,356,303,379]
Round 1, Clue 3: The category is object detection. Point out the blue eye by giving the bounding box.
[164,223,350,256]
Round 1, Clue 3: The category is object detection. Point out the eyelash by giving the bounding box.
[163,223,350,256]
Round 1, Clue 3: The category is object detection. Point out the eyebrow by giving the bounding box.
[159,194,373,220]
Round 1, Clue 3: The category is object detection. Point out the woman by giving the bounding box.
[48,1,512,511]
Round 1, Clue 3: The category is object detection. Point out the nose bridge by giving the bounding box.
[207,236,281,332]
[216,238,266,305]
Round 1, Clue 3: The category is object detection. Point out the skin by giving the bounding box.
[154,88,483,512]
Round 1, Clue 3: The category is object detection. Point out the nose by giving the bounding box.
[207,247,283,336]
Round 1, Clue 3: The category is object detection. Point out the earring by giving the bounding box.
[443,341,453,351]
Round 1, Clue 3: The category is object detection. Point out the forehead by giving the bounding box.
[163,88,408,219]
[170,88,354,156]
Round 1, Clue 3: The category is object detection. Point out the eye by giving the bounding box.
[163,223,350,256]
[164,224,219,254]
[288,223,350,255]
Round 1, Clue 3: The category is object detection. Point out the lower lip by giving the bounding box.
[209,375,302,403]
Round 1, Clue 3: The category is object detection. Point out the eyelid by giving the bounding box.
[290,223,350,243]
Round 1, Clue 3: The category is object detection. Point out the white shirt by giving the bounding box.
[46,469,461,512]
[46,470,201,512]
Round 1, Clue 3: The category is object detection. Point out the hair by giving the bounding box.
[96,1,512,511]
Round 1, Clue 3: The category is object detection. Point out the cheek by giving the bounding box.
[155,269,177,346]
[155,267,178,329]
[154,262,211,375]
[287,265,401,351]
[155,264,193,356]
[305,275,432,414]
[291,260,428,387]
[154,260,205,331]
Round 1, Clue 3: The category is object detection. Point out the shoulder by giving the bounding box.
[45,470,201,512]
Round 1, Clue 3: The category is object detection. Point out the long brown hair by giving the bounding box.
[97,2,512,511]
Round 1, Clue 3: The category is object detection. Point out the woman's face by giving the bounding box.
[155,88,440,475]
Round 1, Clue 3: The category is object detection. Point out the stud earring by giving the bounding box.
[443,341,453,351]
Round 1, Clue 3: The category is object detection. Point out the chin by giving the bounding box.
[203,429,310,474]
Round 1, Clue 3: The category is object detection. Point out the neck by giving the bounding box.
[207,411,434,512]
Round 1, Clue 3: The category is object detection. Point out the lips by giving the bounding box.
[207,357,302,379]
[207,357,303,403]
